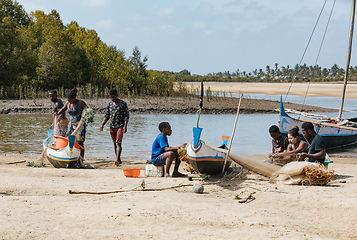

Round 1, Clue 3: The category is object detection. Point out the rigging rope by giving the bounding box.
[300,0,337,117]
[284,0,328,103]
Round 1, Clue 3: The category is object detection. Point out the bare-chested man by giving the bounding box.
[49,89,67,136]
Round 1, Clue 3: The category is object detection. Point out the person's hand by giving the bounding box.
[298,153,308,161]
[99,126,104,131]
[123,126,127,133]
[181,143,187,148]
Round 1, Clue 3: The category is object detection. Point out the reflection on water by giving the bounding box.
[0,113,281,159]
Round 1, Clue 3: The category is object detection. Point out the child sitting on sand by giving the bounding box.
[268,125,289,155]
[151,122,186,177]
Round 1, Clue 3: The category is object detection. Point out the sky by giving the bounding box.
[18,0,357,75]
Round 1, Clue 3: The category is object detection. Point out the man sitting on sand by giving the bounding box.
[151,122,186,177]
[299,122,326,164]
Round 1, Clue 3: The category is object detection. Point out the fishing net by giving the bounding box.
[271,161,334,186]
[53,118,68,137]
[301,164,334,186]
[177,147,198,174]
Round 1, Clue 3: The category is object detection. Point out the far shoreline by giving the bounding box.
[186,82,357,99]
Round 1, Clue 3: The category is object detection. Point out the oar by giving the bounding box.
[221,93,243,176]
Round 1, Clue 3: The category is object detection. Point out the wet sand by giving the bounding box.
[0,94,335,115]
[1,82,352,115]
[0,154,356,239]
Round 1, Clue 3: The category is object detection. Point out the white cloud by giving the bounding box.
[82,0,112,8]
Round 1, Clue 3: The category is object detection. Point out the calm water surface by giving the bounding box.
[1,95,357,159]
[0,113,280,159]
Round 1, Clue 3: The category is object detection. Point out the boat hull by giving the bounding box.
[187,142,231,175]
[43,135,82,168]
[279,101,357,149]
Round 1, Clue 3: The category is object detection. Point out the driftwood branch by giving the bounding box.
[6,160,26,165]
[68,174,246,195]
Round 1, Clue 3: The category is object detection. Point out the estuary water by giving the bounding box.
[0,113,280,159]
[1,94,357,159]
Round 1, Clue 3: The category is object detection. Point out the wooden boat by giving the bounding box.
[279,100,357,149]
[43,130,83,168]
[279,0,357,150]
[186,127,231,175]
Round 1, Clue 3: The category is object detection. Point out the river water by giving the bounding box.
[1,94,357,159]
[0,113,279,159]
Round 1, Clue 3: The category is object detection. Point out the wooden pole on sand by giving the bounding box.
[221,93,243,176]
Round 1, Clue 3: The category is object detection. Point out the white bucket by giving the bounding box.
[145,164,164,177]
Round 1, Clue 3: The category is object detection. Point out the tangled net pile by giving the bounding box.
[177,147,197,174]
[301,164,334,186]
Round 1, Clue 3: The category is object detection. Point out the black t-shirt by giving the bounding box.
[272,135,288,153]
[308,134,326,164]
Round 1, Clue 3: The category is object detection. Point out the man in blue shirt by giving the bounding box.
[151,122,186,177]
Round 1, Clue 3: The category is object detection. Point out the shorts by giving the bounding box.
[153,153,166,166]
[110,128,124,143]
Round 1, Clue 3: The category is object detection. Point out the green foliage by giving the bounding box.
[0,1,180,99]
[1,0,356,100]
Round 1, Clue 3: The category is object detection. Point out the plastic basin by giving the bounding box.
[123,168,141,178]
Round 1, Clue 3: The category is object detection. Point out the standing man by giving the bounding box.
[49,89,66,119]
[49,89,67,136]
[300,122,326,164]
[99,89,129,166]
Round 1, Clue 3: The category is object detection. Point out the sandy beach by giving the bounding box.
[187,82,357,98]
[0,154,356,240]
[1,82,357,239]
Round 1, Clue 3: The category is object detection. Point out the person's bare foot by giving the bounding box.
[172,172,186,178]
[114,160,122,166]
[165,173,172,177]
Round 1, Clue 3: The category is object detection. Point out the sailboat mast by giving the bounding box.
[338,0,356,120]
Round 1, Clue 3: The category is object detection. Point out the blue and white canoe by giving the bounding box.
[186,127,231,175]
[279,98,357,149]
[43,129,83,168]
